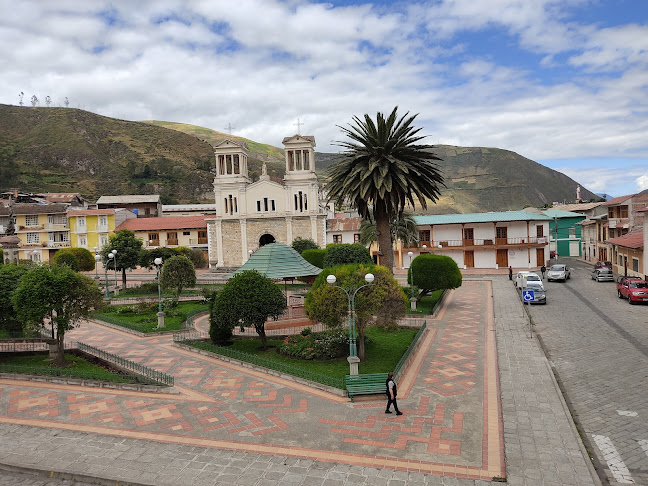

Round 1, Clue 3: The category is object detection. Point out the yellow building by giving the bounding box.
[14,203,69,262]
[67,208,136,252]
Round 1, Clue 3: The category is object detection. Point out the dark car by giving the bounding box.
[594,261,612,269]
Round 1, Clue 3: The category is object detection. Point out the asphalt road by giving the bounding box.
[526,258,648,485]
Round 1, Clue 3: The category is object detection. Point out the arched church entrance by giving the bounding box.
[259,234,276,246]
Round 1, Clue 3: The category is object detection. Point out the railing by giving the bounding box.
[188,237,209,245]
[0,339,74,353]
[76,342,174,386]
[166,238,179,246]
[95,224,109,232]
[409,237,549,249]
[173,331,344,389]
[394,322,427,377]
[47,223,69,229]
[47,241,71,248]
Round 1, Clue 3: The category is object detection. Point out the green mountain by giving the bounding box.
[0,104,596,210]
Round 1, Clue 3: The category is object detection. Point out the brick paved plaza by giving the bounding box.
[0,277,600,485]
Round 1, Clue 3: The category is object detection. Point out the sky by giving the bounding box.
[1,0,647,198]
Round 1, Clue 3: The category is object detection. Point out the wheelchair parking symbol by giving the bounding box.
[522,290,535,302]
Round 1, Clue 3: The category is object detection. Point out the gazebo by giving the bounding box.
[229,243,322,284]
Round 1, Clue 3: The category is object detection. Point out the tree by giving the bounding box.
[12,265,103,365]
[52,248,96,272]
[323,243,372,267]
[177,247,208,269]
[305,264,406,360]
[139,247,179,268]
[325,107,444,272]
[209,270,286,349]
[359,213,419,248]
[0,265,29,337]
[103,230,143,288]
[52,251,79,271]
[302,248,327,268]
[160,255,196,298]
[292,237,319,254]
[410,254,462,301]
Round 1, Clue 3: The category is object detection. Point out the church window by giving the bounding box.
[288,151,294,171]
[303,151,309,170]
[257,201,261,212]
[271,200,276,211]
[295,151,302,170]
[218,155,226,175]
[234,197,238,213]
[224,198,229,214]
[294,194,298,211]
[264,198,268,212]
[303,193,307,210]
[233,155,240,174]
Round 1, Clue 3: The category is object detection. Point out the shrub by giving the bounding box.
[302,248,326,268]
[53,252,79,271]
[411,254,462,295]
[323,243,372,267]
[278,328,349,360]
[300,327,312,336]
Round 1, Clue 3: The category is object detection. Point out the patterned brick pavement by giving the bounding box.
[0,281,505,483]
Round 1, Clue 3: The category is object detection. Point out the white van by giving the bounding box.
[515,271,547,304]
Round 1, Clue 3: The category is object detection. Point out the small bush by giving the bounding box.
[300,327,312,336]
[302,248,326,268]
[323,244,372,267]
[279,328,349,360]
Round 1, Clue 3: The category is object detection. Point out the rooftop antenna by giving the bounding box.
[224,122,235,135]
[294,118,304,135]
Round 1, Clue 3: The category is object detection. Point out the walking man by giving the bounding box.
[385,372,402,415]
[540,265,546,279]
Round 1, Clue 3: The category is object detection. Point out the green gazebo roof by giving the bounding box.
[229,243,322,280]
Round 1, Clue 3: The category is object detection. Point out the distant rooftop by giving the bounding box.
[97,195,160,204]
[414,210,551,226]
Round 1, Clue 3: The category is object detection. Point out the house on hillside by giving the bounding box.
[67,208,136,251]
[116,215,210,260]
[409,211,551,270]
[205,135,327,268]
[35,192,88,208]
[97,195,162,218]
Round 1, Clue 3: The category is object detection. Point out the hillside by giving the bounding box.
[0,104,597,211]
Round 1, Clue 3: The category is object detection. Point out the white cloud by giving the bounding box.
[637,174,648,191]
[0,0,646,198]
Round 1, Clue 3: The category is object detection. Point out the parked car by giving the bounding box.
[547,264,570,282]
[592,267,614,282]
[516,272,547,304]
[617,277,648,304]
[594,261,612,269]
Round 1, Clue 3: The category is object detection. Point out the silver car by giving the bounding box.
[547,264,570,282]
[592,268,614,282]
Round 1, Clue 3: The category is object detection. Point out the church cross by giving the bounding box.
[224,122,235,135]
[294,118,304,135]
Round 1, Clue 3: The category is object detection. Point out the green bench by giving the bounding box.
[345,373,388,401]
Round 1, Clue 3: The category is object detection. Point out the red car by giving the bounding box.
[617,277,648,304]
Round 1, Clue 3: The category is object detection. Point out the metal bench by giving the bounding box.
[345,373,388,401]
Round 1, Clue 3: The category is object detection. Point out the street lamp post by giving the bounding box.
[103,253,111,299]
[408,251,417,311]
[110,249,118,294]
[326,272,374,375]
[154,257,165,328]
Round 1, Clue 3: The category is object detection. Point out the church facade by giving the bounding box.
[206,134,327,268]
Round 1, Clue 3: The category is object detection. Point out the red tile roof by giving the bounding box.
[602,194,635,206]
[67,209,115,216]
[607,232,644,249]
[328,217,363,232]
[116,215,209,231]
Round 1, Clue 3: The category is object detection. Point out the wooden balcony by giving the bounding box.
[166,238,179,246]
[407,237,548,250]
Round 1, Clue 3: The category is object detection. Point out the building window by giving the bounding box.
[98,215,108,228]
[183,231,190,236]
[419,230,430,244]
[167,232,178,245]
[333,234,343,243]
[632,258,639,272]
[79,235,87,247]
[149,233,159,245]
[27,232,39,244]
[31,251,41,262]
[264,198,269,212]
[257,201,261,212]
[26,215,39,227]
[536,225,544,237]
[77,216,86,230]
[569,227,575,238]
[608,208,614,218]
[99,234,108,247]
[198,230,207,244]
[354,233,361,243]
[620,207,628,218]
[271,200,276,211]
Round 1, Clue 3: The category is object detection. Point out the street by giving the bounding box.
[527,258,648,485]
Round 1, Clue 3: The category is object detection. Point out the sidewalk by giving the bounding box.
[0,277,599,485]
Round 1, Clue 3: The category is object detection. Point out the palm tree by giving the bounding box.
[359,213,419,247]
[325,107,444,271]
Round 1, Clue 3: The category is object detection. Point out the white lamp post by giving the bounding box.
[104,253,112,298]
[326,272,375,375]
[94,253,101,281]
[248,249,253,260]
[154,257,165,328]
[110,249,118,294]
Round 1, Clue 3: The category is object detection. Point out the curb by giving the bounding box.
[0,461,154,486]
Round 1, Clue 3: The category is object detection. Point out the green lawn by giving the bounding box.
[406,290,444,315]
[0,353,135,383]
[187,325,419,388]
[92,301,210,333]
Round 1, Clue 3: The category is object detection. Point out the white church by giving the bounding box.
[205,134,327,268]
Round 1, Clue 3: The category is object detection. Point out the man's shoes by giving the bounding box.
[385,410,392,414]
[396,411,403,416]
